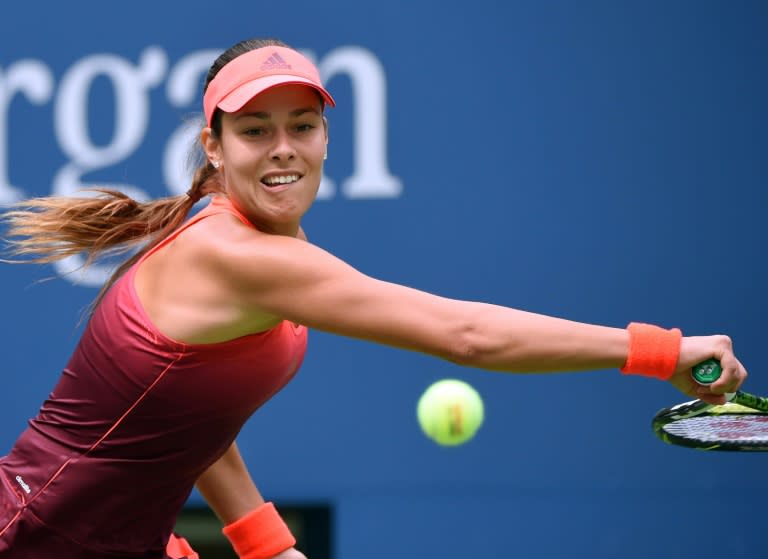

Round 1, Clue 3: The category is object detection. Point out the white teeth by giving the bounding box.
[263,174,300,185]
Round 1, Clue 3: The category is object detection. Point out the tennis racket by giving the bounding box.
[652,359,768,451]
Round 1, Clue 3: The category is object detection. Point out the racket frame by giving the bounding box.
[652,391,768,451]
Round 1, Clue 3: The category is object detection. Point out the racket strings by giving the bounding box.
[663,414,768,444]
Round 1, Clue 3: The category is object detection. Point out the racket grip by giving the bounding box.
[692,358,722,385]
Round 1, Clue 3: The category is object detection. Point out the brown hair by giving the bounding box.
[1,38,289,308]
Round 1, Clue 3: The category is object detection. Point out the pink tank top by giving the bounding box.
[0,196,307,557]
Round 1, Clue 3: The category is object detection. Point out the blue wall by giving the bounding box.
[1,1,766,557]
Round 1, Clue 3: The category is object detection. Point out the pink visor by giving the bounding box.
[203,46,336,126]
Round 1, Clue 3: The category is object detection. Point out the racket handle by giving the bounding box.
[692,358,722,385]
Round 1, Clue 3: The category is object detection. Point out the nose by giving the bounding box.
[269,128,296,161]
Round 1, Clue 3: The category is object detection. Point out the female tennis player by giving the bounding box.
[0,37,748,558]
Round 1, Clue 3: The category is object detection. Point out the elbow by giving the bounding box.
[442,323,484,367]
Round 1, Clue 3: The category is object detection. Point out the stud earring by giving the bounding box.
[323,151,327,161]
[212,160,220,169]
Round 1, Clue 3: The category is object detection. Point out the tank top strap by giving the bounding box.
[139,196,253,264]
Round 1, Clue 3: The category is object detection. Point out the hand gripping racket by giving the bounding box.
[652,359,768,451]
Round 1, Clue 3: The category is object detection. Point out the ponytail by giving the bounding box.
[2,161,220,307]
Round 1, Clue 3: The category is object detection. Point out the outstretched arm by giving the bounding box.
[202,231,743,400]
[172,217,744,402]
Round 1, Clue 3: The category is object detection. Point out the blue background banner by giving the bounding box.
[1,1,766,557]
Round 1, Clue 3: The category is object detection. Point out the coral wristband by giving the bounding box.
[620,322,682,380]
[222,502,296,559]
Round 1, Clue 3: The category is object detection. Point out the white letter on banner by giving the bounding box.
[163,49,220,195]
[0,60,54,204]
[51,47,168,286]
[318,47,402,199]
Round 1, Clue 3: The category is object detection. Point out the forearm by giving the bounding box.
[454,303,629,372]
[195,441,265,525]
[195,442,298,558]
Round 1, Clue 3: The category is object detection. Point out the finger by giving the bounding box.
[695,388,726,405]
[708,354,743,394]
[716,375,741,395]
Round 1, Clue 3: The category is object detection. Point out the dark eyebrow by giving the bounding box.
[234,107,321,120]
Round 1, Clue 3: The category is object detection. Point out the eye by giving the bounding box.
[243,127,266,137]
[295,123,316,132]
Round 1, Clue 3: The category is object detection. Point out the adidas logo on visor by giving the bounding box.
[260,52,292,71]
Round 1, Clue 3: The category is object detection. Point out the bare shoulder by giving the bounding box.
[181,214,340,299]
[189,215,313,261]
[136,213,304,340]
[137,212,285,304]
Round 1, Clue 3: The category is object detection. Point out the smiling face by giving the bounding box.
[202,84,328,236]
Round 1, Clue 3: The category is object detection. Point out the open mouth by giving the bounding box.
[261,174,302,188]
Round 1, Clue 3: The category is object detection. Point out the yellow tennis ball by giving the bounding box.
[417,379,484,446]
